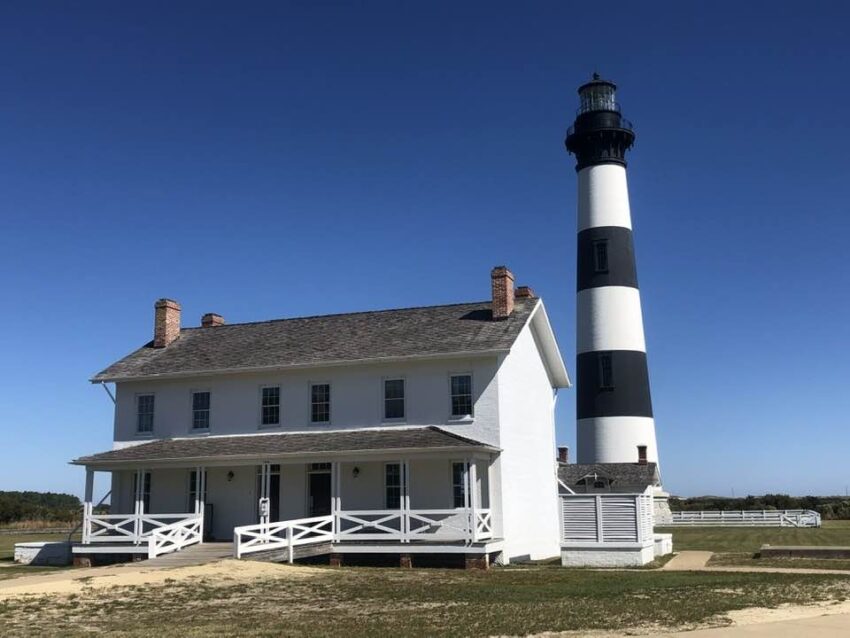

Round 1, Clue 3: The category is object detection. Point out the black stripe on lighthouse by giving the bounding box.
[577,226,638,291]
[576,350,653,419]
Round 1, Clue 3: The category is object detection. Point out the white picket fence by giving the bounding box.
[234,508,493,559]
[560,491,654,544]
[667,510,821,528]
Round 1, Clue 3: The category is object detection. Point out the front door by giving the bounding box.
[308,471,331,516]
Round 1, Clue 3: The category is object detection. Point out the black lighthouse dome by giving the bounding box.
[565,74,635,171]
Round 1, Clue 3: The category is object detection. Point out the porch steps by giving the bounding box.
[143,542,233,567]
[242,541,333,563]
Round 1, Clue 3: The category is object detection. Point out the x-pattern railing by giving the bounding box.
[148,515,203,558]
[86,513,199,544]
[234,515,334,559]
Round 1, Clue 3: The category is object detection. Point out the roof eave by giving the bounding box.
[525,300,571,388]
[89,348,512,384]
[71,443,501,468]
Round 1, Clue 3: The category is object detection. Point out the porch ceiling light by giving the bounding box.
[352,466,360,478]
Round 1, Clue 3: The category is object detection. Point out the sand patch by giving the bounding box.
[724,598,850,626]
[0,559,321,598]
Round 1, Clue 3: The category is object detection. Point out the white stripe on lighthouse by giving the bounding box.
[576,286,647,354]
[577,416,658,464]
[578,164,633,232]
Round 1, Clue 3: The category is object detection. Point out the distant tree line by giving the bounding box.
[0,491,82,525]
[670,494,850,520]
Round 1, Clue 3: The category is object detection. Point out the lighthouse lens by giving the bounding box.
[579,84,617,114]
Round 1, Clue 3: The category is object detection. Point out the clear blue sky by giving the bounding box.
[1,2,848,498]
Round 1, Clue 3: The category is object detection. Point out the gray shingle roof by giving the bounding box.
[92,298,538,382]
[73,426,494,466]
[558,463,659,489]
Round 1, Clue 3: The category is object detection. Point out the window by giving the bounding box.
[187,469,207,511]
[452,462,467,508]
[133,471,151,512]
[137,394,154,434]
[192,391,210,430]
[385,463,402,509]
[311,383,330,423]
[383,379,405,420]
[593,240,609,273]
[598,352,614,390]
[450,374,473,417]
[260,386,280,426]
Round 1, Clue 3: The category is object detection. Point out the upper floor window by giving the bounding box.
[598,352,614,390]
[385,463,402,509]
[311,383,330,424]
[136,394,155,434]
[452,462,467,508]
[383,378,405,420]
[192,391,210,430]
[593,240,609,273]
[261,386,280,426]
[450,374,473,417]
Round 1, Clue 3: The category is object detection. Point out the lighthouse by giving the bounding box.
[565,75,659,466]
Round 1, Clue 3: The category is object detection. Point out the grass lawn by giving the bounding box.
[657,520,850,553]
[708,552,850,571]
[0,533,74,581]
[0,565,849,637]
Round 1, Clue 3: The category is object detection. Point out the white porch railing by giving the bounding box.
[667,510,821,528]
[234,508,493,559]
[234,515,334,559]
[83,510,201,545]
[148,515,203,558]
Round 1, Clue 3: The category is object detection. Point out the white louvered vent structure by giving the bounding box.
[560,488,654,545]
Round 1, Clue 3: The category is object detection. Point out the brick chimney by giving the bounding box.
[637,445,648,465]
[558,446,569,464]
[153,299,181,348]
[515,286,535,299]
[201,313,225,328]
[491,266,515,320]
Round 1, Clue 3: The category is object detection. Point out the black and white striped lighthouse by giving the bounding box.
[565,75,659,465]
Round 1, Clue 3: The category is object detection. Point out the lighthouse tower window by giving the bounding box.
[593,240,609,273]
[598,353,614,390]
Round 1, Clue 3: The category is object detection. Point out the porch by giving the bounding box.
[72,428,501,564]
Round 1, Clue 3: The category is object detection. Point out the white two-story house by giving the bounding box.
[72,266,570,567]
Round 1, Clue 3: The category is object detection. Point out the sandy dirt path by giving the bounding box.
[0,559,320,597]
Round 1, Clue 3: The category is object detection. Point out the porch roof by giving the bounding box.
[72,426,497,467]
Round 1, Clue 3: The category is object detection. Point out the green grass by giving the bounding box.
[657,520,850,553]
[0,565,849,637]
[708,552,850,571]
[0,533,74,580]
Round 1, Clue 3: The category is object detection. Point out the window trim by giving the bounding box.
[448,372,474,420]
[309,381,332,425]
[189,389,211,432]
[258,385,282,428]
[135,393,155,436]
[384,462,403,509]
[381,377,406,423]
[598,352,614,390]
[592,239,609,274]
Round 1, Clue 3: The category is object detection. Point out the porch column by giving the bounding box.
[83,468,94,544]
[402,459,411,543]
[463,459,472,543]
[134,469,144,543]
[258,462,270,532]
[331,462,340,541]
[469,459,479,542]
[195,466,206,542]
